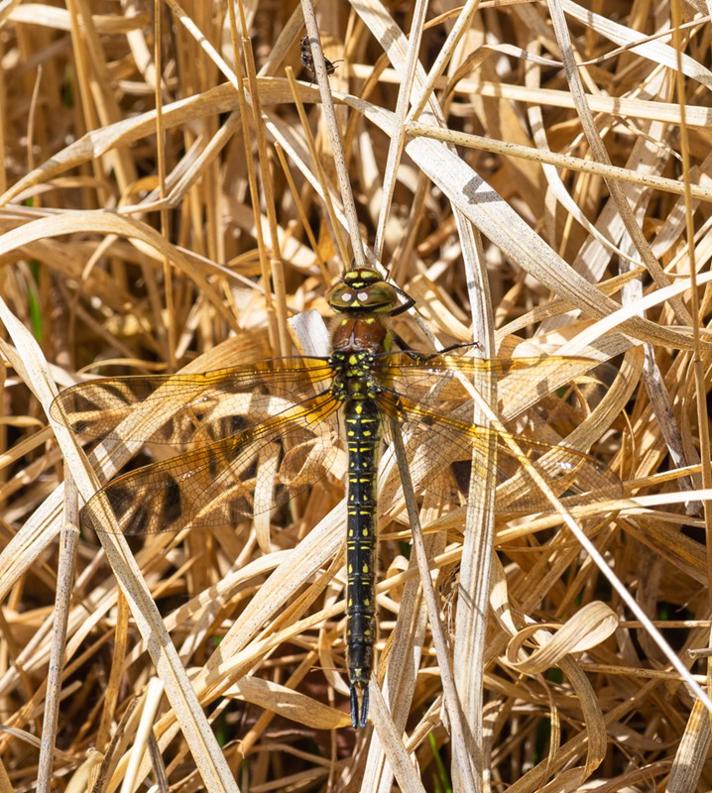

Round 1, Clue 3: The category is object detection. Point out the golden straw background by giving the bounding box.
[1,0,712,791]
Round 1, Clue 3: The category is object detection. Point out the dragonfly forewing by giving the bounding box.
[379,352,607,420]
[50,358,334,446]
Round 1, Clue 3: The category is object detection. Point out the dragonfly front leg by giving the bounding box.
[389,337,481,362]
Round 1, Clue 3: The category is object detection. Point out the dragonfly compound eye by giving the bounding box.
[328,275,399,314]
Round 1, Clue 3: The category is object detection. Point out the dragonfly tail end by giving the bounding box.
[350,684,369,728]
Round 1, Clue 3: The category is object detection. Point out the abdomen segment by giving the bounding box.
[344,396,382,727]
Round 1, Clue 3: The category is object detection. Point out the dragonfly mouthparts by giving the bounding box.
[350,683,369,728]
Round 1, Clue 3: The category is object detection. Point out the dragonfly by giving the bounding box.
[51,267,620,728]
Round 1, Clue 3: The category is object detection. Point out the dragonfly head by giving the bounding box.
[328,268,399,315]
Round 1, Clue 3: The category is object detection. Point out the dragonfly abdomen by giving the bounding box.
[344,395,381,728]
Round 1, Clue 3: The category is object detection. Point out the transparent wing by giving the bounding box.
[376,390,620,514]
[50,357,334,446]
[377,352,601,416]
[79,390,343,536]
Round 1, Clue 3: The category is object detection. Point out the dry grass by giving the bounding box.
[1,0,712,791]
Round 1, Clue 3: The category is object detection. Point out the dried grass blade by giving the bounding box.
[224,677,349,729]
[36,470,79,793]
[369,683,428,793]
[562,0,712,88]
[665,699,711,791]
[0,301,239,790]
[331,95,683,352]
[389,417,477,791]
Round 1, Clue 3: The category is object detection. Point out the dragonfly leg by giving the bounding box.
[390,337,481,361]
[388,286,416,316]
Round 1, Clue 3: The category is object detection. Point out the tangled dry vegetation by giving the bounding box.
[1,0,712,791]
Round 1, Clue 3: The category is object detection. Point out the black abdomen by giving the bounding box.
[344,396,381,727]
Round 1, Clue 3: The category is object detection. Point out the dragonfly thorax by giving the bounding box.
[331,314,389,354]
[330,349,382,400]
